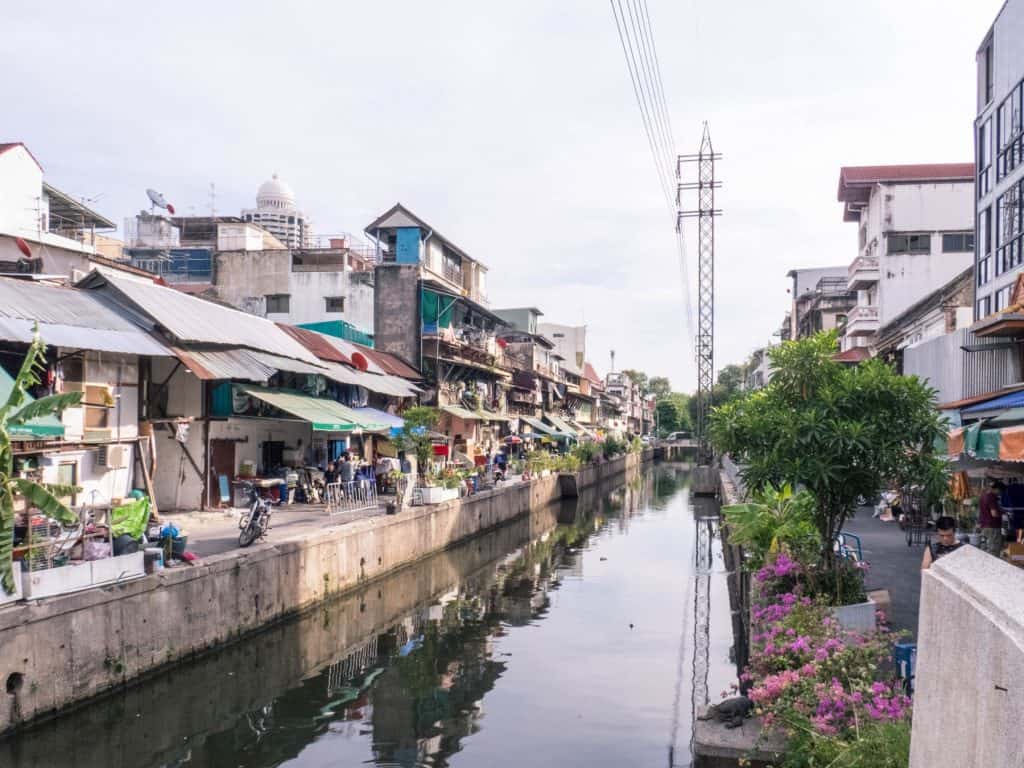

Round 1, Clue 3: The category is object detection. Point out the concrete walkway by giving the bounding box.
[844,508,924,639]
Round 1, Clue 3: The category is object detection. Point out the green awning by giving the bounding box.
[421,289,456,329]
[544,412,578,438]
[0,367,65,439]
[442,405,490,422]
[240,386,385,432]
[520,415,558,436]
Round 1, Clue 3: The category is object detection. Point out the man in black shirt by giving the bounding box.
[921,516,965,570]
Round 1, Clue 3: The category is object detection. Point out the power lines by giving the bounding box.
[609,0,695,375]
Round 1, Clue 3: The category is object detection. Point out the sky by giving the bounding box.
[3,0,1004,391]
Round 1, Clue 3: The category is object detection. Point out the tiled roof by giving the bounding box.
[582,361,603,385]
[832,346,871,363]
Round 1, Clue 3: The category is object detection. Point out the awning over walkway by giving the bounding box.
[519,415,558,436]
[945,422,1024,462]
[351,407,404,433]
[544,412,577,438]
[239,386,387,432]
[962,389,1024,417]
[0,366,65,439]
[441,404,506,422]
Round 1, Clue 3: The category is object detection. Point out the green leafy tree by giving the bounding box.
[722,485,819,569]
[621,369,649,396]
[655,392,692,436]
[393,406,440,484]
[710,331,946,569]
[1,331,83,594]
[648,376,672,401]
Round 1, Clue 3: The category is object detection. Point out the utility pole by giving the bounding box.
[677,124,721,475]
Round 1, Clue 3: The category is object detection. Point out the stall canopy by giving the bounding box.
[239,386,387,432]
[351,407,404,434]
[519,415,559,436]
[962,389,1024,418]
[0,366,65,439]
[946,422,1024,462]
[442,405,487,422]
[544,412,577,438]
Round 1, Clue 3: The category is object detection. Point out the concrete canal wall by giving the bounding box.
[0,449,652,734]
[909,545,1024,768]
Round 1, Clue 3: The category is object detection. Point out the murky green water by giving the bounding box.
[2,463,735,768]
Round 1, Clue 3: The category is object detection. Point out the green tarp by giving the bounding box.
[0,366,65,439]
[421,289,455,329]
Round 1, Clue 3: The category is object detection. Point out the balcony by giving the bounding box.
[847,255,880,291]
[844,305,880,337]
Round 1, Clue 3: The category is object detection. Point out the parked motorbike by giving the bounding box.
[238,481,276,547]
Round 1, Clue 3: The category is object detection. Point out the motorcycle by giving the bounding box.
[237,481,277,547]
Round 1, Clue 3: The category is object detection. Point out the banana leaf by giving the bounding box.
[7,392,82,426]
[13,478,79,526]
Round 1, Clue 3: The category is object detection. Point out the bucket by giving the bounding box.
[144,547,164,574]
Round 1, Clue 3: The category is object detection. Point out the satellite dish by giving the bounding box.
[146,188,170,210]
[14,237,31,259]
[351,352,369,372]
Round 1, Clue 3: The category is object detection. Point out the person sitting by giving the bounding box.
[921,516,965,570]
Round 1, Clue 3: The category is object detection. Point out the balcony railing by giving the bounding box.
[847,255,880,290]
[845,305,880,336]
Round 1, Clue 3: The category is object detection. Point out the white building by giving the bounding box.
[0,142,115,278]
[538,322,586,370]
[241,174,313,249]
[837,164,974,353]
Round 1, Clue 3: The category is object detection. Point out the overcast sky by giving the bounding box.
[4,0,1002,391]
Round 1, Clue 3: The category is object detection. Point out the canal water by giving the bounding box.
[1,463,735,768]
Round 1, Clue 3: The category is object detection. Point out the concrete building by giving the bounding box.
[241,174,313,249]
[974,3,1024,321]
[367,204,505,458]
[837,164,974,353]
[0,142,115,279]
[538,322,586,370]
[744,345,775,390]
[786,267,856,341]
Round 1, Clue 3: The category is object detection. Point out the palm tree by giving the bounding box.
[1,329,83,594]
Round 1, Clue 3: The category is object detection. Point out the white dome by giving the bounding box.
[256,173,296,210]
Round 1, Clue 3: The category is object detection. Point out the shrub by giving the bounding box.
[723,484,819,569]
[553,454,581,473]
[602,436,627,458]
[572,442,600,464]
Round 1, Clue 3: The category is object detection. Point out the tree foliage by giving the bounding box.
[393,406,440,481]
[647,376,672,401]
[1,330,83,594]
[710,332,946,567]
[621,369,649,396]
[655,393,692,436]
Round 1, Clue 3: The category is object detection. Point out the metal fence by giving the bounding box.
[325,480,379,517]
[903,328,1020,404]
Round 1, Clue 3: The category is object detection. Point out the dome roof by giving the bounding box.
[256,173,296,209]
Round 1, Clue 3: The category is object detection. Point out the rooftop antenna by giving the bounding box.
[209,182,216,218]
[610,349,616,373]
[146,188,175,216]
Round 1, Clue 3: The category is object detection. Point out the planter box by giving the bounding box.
[23,552,145,600]
[0,561,24,607]
[831,598,876,633]
[23,562,93,599]
[419,486,460,505]
[91,551,146,585]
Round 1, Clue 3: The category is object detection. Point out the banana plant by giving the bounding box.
[1,328,83,594]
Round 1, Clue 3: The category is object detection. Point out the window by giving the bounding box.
[56,463,77,507]
[887,233,931,254]
[942,232,975,252]
[979,36,994,109]
[265,294,290,313]
[996,286,1013,312]
[997,182,1024,274]
[977,295,992,319]
[978,256,992,286]
[979,119,993,198]
[325,296,345,313]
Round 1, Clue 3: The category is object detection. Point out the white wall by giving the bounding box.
[150,359,206,511]
[215,250,375,333]
[864,182,974,326]
[538,323,586,368]
[910,546,1024,767]
[0,146,44,236]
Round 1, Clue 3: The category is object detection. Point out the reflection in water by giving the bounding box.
[2,462,732,768]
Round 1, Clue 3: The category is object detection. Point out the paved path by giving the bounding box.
[160,504,386,557]
[844,508,923,639]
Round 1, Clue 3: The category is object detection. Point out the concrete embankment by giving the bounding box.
[0,449,652,734]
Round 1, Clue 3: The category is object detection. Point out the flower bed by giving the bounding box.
[740,555,912,767]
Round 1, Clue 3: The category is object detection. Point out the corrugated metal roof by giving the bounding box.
[355,343,422,380]
[277,324,351,364]
[172,348,330,381]
[323,336,386,374]
[0,277,172,356]
[317,361,419,397]
[79,272,319,364]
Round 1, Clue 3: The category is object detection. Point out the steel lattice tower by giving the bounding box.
[677,124,721,464]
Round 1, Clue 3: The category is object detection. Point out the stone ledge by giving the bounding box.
[694,714,786,761]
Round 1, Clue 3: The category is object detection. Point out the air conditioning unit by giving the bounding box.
[95,444,130,469]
